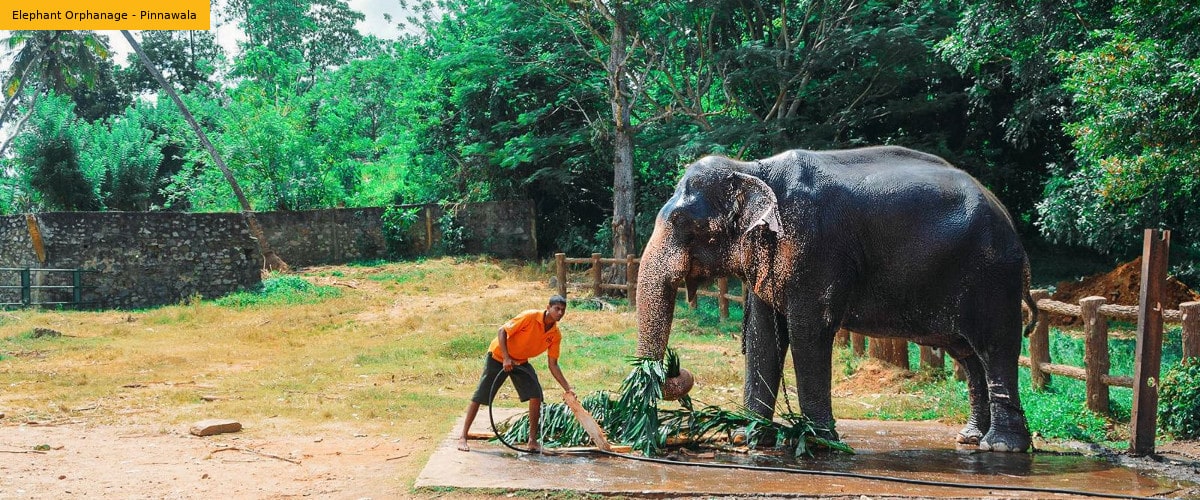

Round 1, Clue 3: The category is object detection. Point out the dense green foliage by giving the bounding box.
[1159,358,1200,440]
[0,1,1197,275]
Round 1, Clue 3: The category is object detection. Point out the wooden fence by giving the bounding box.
[554,253,744,318]
[1022,290,1200,416]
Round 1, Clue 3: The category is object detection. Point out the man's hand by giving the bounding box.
[502,356,515,372]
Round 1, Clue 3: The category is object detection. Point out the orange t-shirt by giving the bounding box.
[488,309,561,364]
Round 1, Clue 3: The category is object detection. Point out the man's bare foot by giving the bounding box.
[527,442,542,454]
[456,438,470,452]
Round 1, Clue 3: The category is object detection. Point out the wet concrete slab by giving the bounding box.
[416,410,1198,498]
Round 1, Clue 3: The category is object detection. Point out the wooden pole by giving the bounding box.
[920,346,944,373]
[850,332,866,356]
[1181,301,1200,359]
[868,336,883,362]
[834,328,850,348]
[591,253,602,298]
[1080,296,1110,415]
[1029,289,1052,390]
[717,277,729,321]
[891,339,910,371]
[555,253,567,299]
[625,254,637,308]
[1130,228,1169,456]
[425,206,434,252]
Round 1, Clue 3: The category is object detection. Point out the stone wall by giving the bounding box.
[0,212,260,309]
[257,201,537,267]
[255,208,387,267]
[0,201,537,309]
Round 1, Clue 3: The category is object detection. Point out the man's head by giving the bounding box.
[545,295,567,325]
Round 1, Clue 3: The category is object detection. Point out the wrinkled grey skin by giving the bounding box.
[635,146,1036,452]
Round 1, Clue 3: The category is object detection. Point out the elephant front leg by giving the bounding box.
[741,294,787,444]
[789,325,839,442]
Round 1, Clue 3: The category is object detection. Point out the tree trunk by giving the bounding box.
[121,30,287,272]
[607,1,635,283]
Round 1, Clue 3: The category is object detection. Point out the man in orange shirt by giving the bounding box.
[457,295,574,453]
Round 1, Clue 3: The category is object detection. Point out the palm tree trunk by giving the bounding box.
[121,30,287,272]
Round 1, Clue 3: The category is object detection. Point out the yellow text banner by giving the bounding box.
[1,0,210,30]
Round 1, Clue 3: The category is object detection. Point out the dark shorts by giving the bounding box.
[470,354,543,405]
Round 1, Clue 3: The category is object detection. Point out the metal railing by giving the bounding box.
[0,267,95,308]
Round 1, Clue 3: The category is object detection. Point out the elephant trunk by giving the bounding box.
[634,223,687,360]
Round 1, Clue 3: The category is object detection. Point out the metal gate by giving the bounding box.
[0,267,95,308]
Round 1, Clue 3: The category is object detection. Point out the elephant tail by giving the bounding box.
[1022,262,1038,337]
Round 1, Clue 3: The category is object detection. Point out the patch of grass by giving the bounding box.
[438,335,490,359]
[867,374,970,422]
[671,295,743,337]
[215,274,341,308]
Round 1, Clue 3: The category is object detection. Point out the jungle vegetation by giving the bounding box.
[1,0,1197,283]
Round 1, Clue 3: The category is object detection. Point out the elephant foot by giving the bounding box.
[956,425,984,445]
[978,429,1031,453]
[813,424,839,443]
[732,428,777,448]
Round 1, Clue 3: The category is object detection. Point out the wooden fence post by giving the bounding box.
[717,277,730,321]
[891,339,910,371]
[1131,229,1169,456]
[591,253,601,298]
[834,328,850,348]
[869,338,909,370]
[1029,289,1051,390]
[555,253,567,298]
[920,346,944,373]
[1080,296,1110,415]
[1181,301,1200,359]
[850,332,866,357]
[626,254,637,308]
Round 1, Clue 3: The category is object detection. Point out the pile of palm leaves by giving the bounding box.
[498,349,853,457]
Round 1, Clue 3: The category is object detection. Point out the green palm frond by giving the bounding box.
[494,349,853,457]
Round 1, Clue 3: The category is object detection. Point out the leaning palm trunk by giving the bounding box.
[121,30,287,272]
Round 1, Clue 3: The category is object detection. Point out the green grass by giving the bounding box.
[215,274,342,308]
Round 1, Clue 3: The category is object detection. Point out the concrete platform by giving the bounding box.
[416,409,1194,498]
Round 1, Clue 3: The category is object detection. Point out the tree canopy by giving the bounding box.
[0,0,1196,283]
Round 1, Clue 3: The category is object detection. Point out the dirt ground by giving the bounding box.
[6,379,1200,499]
[0,421,423,499]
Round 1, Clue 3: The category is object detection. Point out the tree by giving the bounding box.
[0,30,112,158]
[118,30,224,95]
[227,0,365,91]
[1036,1,1200,284]
[11,94,99,211]
[121,30,289,272]
[937,0,1116,227]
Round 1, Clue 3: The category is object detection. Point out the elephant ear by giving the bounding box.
[732,172,781,236]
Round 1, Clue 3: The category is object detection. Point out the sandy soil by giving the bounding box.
[0,421,426,499]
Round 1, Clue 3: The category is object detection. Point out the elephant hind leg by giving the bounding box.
[945,345,989,445]
[977,357,1032,452]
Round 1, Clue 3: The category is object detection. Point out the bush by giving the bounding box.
[1159,358,1200,439]
[381,206,420,257]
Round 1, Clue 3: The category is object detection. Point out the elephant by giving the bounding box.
[634,145,1036,452]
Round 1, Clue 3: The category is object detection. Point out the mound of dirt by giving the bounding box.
[1048,257,1200,325]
